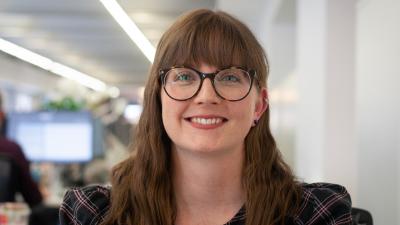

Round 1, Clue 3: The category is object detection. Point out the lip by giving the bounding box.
[184,115,228,130]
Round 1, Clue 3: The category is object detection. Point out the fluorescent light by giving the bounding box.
[0,38,111,92]
[0,38,52,70]
[50,63,107,91]
[99,0,156,63]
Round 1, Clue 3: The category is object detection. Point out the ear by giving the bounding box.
[254,88,268,119]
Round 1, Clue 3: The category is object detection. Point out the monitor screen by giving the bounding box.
[6,111,94,163]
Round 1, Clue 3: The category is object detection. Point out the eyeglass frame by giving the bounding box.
[159,66,258,101]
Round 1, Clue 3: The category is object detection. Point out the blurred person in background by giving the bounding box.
[0,92,6,135]
[0,91,43,208]
[60,9,352,225]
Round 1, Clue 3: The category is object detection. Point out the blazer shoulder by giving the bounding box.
[294,183,353,225]
[59,184,111,225]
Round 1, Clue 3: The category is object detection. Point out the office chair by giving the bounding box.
[352,207,373,225]
[0,154,18,202]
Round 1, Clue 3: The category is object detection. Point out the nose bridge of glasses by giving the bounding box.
[200,72,216,82]
[196,73,220,99]
[199,72,217,90]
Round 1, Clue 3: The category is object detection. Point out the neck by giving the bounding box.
[172,146,245,224]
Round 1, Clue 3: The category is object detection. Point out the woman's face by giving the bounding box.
[161,62,267,156]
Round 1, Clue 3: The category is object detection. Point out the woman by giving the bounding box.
[60,9,352,225]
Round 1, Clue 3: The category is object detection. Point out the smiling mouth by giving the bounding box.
[185,117,228,125]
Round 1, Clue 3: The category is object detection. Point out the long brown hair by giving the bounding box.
[101,9,301,225]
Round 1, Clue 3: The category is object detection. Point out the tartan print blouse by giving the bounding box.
[59,183,352,225]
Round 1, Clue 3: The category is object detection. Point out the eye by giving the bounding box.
[175,73,193,82]
[217,71,242,84]
[216,69,251,86]
[220,74,240,82]
[165,68,198,85]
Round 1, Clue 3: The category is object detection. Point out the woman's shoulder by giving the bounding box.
[59,184,111,225]
[293,182,353,225]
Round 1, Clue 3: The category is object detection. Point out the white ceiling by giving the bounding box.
[0,0,216,92]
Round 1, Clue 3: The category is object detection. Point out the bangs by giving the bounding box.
[159,11,254,70]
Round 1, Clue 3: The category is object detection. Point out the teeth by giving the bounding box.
[191,117,223,125]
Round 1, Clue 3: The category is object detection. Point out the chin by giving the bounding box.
[184,144,236,156]
[187,144,218,153]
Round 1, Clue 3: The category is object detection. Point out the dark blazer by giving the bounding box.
[59,183,352,225]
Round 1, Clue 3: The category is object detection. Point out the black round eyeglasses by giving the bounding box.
[159,66,257,101]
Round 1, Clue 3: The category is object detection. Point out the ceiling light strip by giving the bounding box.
[0,38,52,70]
[0,38,107,92]
[99,0,155,63]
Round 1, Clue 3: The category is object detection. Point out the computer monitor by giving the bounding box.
[6,111,95,163]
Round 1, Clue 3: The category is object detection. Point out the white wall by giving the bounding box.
[324,0,357,195]
[295,0,358,198]
[295,0,327,183]
[356,0,400,224]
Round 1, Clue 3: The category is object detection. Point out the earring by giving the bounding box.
[252,119,259,127]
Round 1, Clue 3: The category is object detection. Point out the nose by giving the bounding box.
[193,78,221,104]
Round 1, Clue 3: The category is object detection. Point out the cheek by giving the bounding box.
[161,93,173,125]
[237,106,255,125]
[161,92,172,131]
[234,98,257,121]
[161,92,185,131]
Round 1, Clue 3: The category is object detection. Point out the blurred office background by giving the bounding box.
[0,0,399,224]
